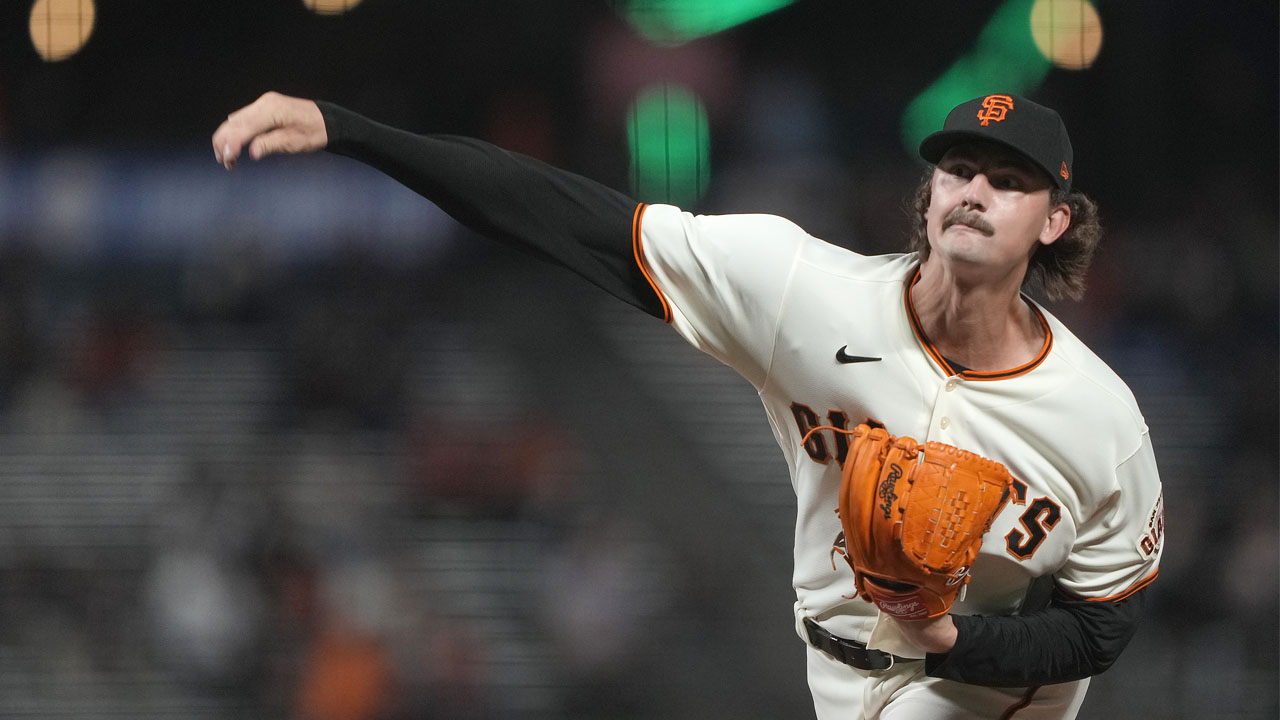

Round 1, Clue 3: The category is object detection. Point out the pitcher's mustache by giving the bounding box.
[943,208,995,236]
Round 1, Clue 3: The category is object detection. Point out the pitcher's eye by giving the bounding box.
[991,175,1022,190]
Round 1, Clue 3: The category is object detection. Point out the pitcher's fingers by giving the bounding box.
[212,93,289,167]
[212,122,241,169]
[212,117,260,170]
[247,128,302,161]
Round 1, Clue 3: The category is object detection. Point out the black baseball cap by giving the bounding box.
[919,94,1073,192]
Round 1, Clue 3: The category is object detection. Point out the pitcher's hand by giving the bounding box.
[896,614,958,654]
[212,91,327,170]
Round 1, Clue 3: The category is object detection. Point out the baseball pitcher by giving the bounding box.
[213,90,1164,720]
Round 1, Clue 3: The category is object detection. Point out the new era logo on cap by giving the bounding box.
[919,93,1074,192]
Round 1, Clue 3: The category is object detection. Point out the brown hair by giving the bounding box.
[906,171,1102,301]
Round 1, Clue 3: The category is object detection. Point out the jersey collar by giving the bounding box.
[904,266,1053,381]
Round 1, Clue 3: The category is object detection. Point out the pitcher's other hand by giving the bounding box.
[896,614,958,655]
[212,91,327,170]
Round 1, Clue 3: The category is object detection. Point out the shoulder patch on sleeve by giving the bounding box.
[1135,491,1165,559]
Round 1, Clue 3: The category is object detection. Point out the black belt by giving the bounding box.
[803,618,919,671]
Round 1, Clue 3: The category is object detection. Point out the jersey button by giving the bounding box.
[940,416,951,430]
[945,379,958,392]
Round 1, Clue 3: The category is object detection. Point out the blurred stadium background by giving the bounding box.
[0,1,1276,718]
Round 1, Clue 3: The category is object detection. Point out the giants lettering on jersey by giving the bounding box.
[1006,499,1062,558]
[791,403,886,466]
[1003,478,1063,560]
[791,403,852,464]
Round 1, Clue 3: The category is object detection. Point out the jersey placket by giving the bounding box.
[925,374,963,442]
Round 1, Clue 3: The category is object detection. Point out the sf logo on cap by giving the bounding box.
[976,94,1015,126]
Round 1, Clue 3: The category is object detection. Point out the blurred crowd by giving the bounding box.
[0,239,682,719]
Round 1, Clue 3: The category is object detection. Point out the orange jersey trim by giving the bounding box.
[1054,570,1159,604]
[904,267,1053,381]
[632,203,672,324]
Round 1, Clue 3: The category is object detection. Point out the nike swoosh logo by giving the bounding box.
[836,346,882,364]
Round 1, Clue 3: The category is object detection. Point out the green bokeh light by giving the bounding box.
[620,0,797,45]
[627,82,711,208]
[901,0,1052,155]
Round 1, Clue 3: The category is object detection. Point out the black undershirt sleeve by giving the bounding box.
[925,587,1146,687]
[315,101,665,319]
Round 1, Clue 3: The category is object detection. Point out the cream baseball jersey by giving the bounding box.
[633,203,1164,652]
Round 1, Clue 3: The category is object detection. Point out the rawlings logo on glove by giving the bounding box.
[830,424,1014,619]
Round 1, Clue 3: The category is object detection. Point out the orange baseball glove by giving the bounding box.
[838,425,1014,619]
